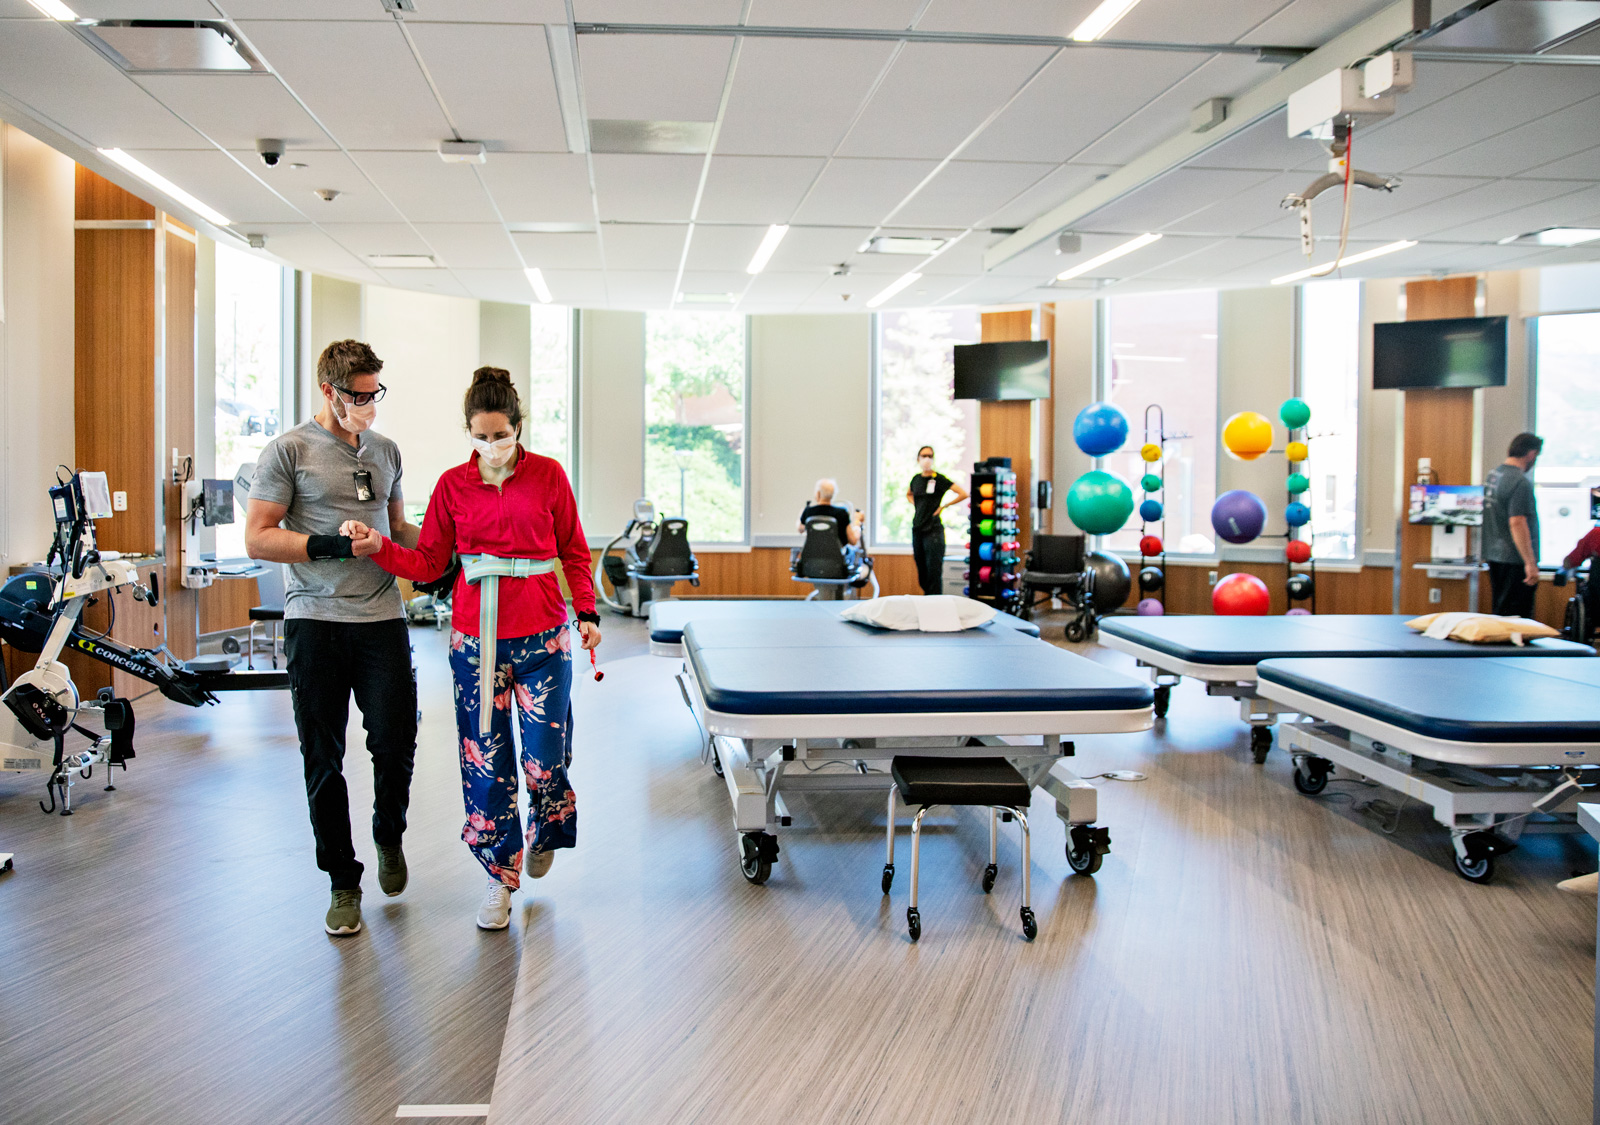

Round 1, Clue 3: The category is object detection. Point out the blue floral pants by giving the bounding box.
[448,624,576,889]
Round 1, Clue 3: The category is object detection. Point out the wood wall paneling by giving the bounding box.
[978,310,1037,550]
[198,578,260,636]
[1397,277,1478,616]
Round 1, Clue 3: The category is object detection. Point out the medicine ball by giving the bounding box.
[1287,572,1314,601]
[1139,565,1164,593]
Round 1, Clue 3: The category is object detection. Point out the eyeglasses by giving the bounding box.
[331,383,387,407]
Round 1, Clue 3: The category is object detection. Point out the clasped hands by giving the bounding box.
[338,520,384,557]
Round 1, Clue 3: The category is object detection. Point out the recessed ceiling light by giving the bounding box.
[1497,227,1600,248]
[679,292,735,303]
[97,148,230,226]
[866,271,922,309]
[589,120,713,155]
[861,236,946,256]
[438,140,486,164]
[80,21,258,72]
[25,0,76,19]
[524,267,553,304]
[1071,0,1144,41]
[1271,239,1417,285]
[507,222,594,234]
[367,254,437,269]
[746,225,789,275]
[1055,232,1161,281]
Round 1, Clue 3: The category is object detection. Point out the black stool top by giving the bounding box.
[891,755,1032,809]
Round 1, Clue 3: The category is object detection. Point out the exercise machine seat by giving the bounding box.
[248,562,286,623]
[795,516,849,580]
[642,518,695,577]
[891,755,1032,808]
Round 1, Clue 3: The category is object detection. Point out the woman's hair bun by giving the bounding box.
[471,365,513,387]
[464,366,522,429]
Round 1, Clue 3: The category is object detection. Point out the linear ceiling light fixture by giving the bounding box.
[97,148,230,226]
[862,235,947,255]
[866,271,922,309]
[544,25,588,154]
[746,225,789,275]
[1498,227,1600,248]
[1070,0,1144,42]
[25,0,77,19]
[1055,232,1161,281]
[524,268,554,303]
[1270,239,1417,285]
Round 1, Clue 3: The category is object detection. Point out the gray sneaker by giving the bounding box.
[325,888,363,936]
[477,879,512,930]
[376,843,408,897]
[525,849,554,879]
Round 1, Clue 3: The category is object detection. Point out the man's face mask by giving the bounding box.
[330,389,377,434]
[473,435,518,467]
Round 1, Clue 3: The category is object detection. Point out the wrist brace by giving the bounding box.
[306,534,354,561]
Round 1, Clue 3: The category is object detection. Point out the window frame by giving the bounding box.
[1293,279,1365,565]
[639,310,751,548]
[1530,308,1600,570]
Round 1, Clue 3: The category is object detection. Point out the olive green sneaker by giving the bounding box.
[325,888,362,936]
[376,843,408,897]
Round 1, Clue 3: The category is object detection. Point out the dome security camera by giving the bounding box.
[256,139,286,167]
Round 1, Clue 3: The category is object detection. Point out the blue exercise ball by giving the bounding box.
[1139,499,1163,523]
[1065,470,1135,535]
[1210,489,1268,545]
[1072,402,1130,457]
[1285,502,1311,528]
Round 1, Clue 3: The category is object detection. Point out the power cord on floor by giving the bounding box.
[1086,770,1147,782]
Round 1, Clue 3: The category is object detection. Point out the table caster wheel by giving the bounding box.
[710,749,724,778]
[1020,907,1037,942]
[906,907,921,942]
[1153,684,1170,720]
[1292,758,1330,795]
[881,863,894,894]
[1067,824,1109,875]
[739,832,776,885]
[1250,726,1272,764]
[1453,851,1495,883]
[981,863,997,893]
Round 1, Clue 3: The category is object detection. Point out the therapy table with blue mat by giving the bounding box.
[1256,656,1600,883]
[1098,614,1592,762]
[647,598,1039,656]
[674,614,1152,886]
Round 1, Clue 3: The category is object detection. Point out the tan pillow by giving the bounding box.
[1405,611,1559,645]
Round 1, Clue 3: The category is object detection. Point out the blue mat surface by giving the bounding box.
[649,599,1040,644]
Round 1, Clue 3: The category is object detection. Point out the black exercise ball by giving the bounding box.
[1087,550,1132,612]
[1287,571,1314,601]
[1138,565,1164,593]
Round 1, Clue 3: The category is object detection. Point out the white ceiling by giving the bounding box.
[0,0,1598,311]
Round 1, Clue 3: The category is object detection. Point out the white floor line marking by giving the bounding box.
[395,1105,490,1119]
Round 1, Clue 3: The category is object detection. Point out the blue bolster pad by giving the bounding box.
[1257,656,1600,743]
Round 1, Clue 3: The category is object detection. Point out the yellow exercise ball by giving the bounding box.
[1286,440,1309,463]
[1222,411,1274,461]
[1140,443,1162,463]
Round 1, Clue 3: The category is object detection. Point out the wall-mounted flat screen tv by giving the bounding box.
[953,340,1051,401]
[1373,316,1508,389]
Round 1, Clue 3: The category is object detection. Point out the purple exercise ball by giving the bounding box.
[1286,607,1311,616]
[1210,489,1268,545]
[1137,598,1165,616]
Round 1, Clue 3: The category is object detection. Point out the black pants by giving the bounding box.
[1487,561,1537,618]
[285,618,417,891]
[912,526,945,596]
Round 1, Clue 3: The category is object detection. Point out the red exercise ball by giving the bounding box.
[1286,539,1312,564]
[1139,535,1163,557]
[1212,572,1271,616]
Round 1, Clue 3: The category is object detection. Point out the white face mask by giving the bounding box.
[918,456,934,472]
[473,435,518,467]
[331,392,376,434]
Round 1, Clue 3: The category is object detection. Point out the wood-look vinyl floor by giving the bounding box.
[487,627,1597,1125]
[2,614,1595,1124]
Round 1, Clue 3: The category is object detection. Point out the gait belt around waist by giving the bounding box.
[461,554,557,734]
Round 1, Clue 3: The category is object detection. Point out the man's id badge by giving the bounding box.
[353,469,374,502]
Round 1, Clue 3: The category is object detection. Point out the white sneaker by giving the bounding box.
[1558,871,1600,896]
[476,879,513,929]
[525,849,554,879]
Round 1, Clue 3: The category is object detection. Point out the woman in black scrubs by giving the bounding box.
[905,445,968,595]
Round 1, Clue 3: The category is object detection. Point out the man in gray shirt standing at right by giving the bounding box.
[245,339,420,937]
[1482,432,1544,618]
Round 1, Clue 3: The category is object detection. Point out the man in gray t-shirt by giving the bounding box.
[245,339,421,938]
[1482,432,1543,618]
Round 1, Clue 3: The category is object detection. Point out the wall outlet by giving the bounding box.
[1429,587,1442,604]
[1208,570,1218,586]
[112,491,127,512]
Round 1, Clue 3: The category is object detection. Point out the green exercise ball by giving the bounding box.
[1140,473,1162,493]
[1286,472,1310,494]
[1280,397,1312,429]
[1066,470,1135,536]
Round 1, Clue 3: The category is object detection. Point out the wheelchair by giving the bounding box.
[1014,533,1097,641]
[1555,562,1597,644]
